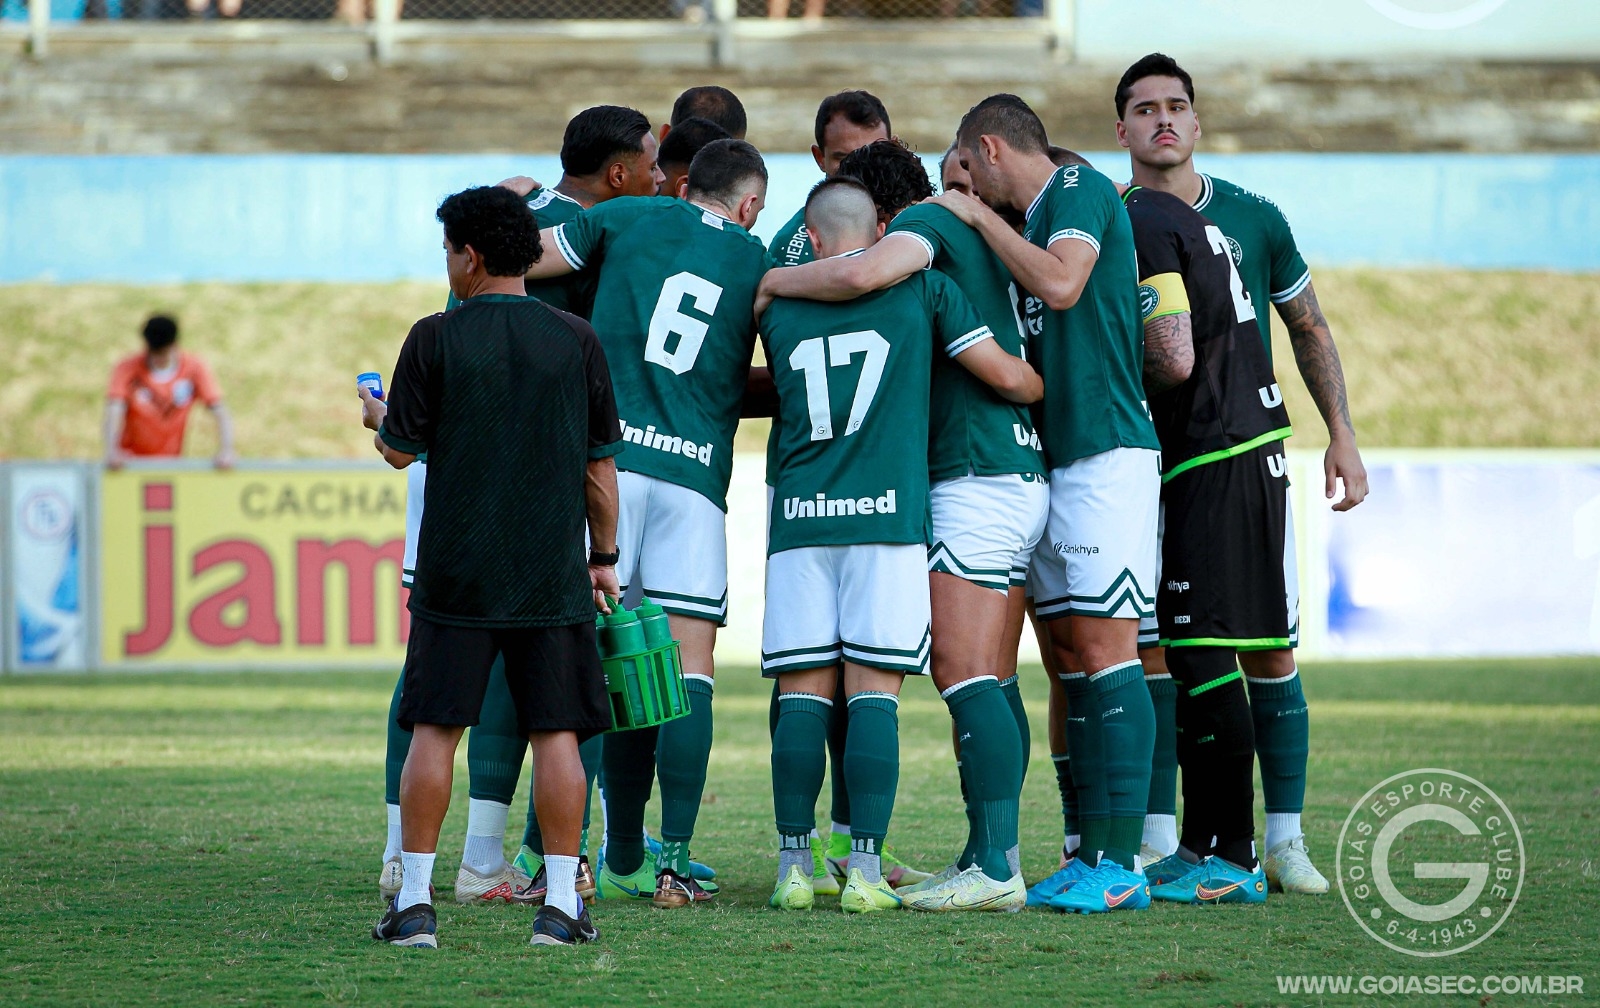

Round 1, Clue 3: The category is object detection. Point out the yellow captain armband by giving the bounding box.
[1138,272,1190,322]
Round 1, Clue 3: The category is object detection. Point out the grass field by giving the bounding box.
[4,268,1599,461]
[1,660,1595,1006]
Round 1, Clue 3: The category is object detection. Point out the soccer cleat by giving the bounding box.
[511,845,543,881]
[454,864,534,905]
[1048,862,1151,914]
[1143,852,1198,887]
[1264,835,1330,894]
[898,863,961,897]
[826,841,933,889]
[595,858,657,901]
[576,855,597,900]
[378,857,403,902]
[652,868,717,908]
[810,836,840,896]
[646,834,718,882]
[1150,856,1267,905]
[1025,857,1093,907]
[902,865,1026,913]
[840,869,903,914]
[372,898,438,948]
[518,855,598,906]
[769,864,816,911]
[529,898,599,947]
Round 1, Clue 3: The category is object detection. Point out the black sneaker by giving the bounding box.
[529,898,599,947]
[372,898,438,948]
[515,866,548,906]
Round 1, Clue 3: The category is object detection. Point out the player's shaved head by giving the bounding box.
[956,93,1049,156]
[671,85,748,140]
[803,176,878,257]
[837,138,933,221]
[687,139,769,222]
[560,105,653,177]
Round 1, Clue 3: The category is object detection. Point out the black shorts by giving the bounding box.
[396,616,612,741]
[1156,440,1292,649]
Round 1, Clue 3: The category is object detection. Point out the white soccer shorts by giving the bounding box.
[402,459,426,590]
[1028,447,1160,621]
[616,471,728,624]
[928,473,1049,593]
[761,543,931,677]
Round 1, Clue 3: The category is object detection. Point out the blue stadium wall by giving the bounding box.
[1,152,1596,283]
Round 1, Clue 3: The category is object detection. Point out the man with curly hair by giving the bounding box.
[758,140,1045,911]
[363,185,623,949]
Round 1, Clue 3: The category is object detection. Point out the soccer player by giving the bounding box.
[757,139,1046,912]
[761,177,1042,913]
[366,185,621,949]
[934,94,1159,914]
[526,138,771,908]
[657,116,732,200]
[1121,181,1290,905]
[1117,53,1370,893]
[661,84,748,142]
[767,91,891,268]
[376,105,661,909]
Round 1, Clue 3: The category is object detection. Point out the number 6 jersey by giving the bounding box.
[759,264,993,555]
[552,195,772,511]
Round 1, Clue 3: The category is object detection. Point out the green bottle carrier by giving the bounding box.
[595,599,689,732]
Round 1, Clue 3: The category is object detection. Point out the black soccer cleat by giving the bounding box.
[529,898,599,947]
[372,898,438,948]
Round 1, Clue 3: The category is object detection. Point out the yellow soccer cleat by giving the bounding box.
[840,869,903,914]
[770,865,816,911]
[810,836,840,897]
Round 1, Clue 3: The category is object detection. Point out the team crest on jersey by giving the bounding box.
[1227,236,1244,267]
[1138,284,1160,317]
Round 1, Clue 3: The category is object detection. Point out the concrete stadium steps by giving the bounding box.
[0,26,1596,153]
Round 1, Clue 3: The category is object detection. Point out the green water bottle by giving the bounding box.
[636,599,673,649]
[603,606,647,657]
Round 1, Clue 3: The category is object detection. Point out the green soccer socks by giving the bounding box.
[773,693,832,838]
[843,693,901,884]
[466,655,524,806]
[600,724,660,876]
[999,673,1031,784]
[1059,672,1106,866]
[1091,660,1156,872]
[655,677,715,874]
[943,676,1023,882]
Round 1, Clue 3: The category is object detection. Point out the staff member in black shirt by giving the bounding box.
[361,185,624,949]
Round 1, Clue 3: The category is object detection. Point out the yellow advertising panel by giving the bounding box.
[101,467,408,666]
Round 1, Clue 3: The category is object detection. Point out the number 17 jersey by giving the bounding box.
[553,196,771,511]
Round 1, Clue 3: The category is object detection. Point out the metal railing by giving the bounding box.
[11,0,1074,62]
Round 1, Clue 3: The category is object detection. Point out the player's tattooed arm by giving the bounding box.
[1142,312,1194,394]
[1278,281,1369,510]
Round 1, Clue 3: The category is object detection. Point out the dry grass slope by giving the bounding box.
[1,268,1595,461]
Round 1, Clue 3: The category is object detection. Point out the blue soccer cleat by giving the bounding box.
[1150,856,1267,905]
[1025,857,1093,907]
[1048,862,1152,914]
[1143,852,1198,887]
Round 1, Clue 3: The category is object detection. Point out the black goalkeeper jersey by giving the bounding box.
[380,293,624,628]
[1123,187,1292,480]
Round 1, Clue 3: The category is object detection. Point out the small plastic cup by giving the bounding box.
[356,371,385,400]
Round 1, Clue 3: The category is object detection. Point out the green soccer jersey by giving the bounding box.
[445,187,593,315]
[888,203,1044,481]
[768,206,815,267]
[761,265,994,554]
[1191,174,1311,359]
[553,196,770,511]
[1021,164,1159,468]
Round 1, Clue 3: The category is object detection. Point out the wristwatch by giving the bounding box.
[588,547,620,567]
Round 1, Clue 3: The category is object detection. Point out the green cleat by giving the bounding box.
[596,858,657,901]
[770,865,816,910]
[811,836,840,896]
[511,845,543,882]
[840,869,902,914]
[902,865,1025,913]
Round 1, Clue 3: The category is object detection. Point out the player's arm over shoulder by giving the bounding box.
[926,272,1041,405]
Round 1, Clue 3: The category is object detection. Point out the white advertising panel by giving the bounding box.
[9,465,89,671]
[1322,454,1600,658]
